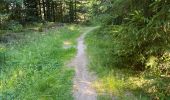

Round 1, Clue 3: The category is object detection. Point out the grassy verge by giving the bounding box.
[0,25,80,99]
[85,26,134,100]
[85,26,170,100]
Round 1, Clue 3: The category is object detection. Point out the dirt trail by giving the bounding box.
[68,27,98,100]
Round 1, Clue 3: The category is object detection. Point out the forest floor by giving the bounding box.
[68,27,99,100]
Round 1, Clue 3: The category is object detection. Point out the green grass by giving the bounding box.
[0,25,80,100]
[85,26,151,100]
[85,25,170,100]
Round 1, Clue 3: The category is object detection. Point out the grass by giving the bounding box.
[85,25,169,100]
[0,25,80,99]
[85,26,128,99]
[0,22,61,35]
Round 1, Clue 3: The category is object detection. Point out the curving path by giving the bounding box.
[68,27,98,100]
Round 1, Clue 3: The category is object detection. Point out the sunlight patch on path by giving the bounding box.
[63,41,73,49]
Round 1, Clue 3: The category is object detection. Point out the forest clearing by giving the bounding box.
[0,0,170,100]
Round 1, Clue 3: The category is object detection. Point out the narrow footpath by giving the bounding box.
[68,27,98,100]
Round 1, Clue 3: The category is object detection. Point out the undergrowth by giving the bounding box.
[0,25,80,99]
[85,26,170,100]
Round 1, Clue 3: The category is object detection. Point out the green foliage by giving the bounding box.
[0,25,80,99]
[0,14,10,30]
[91,0,170,70]
[85,28,148,99]
[85,26,170,99]
[88,0,170,99]
[90,0,132,25]
[8,21,23,32]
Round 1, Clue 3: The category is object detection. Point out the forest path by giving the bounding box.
[68,27,98,100]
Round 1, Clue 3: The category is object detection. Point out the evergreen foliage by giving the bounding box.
[0,0,89,30]
[91,0,170,71]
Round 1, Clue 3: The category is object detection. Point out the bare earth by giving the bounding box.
[68,27,98,100]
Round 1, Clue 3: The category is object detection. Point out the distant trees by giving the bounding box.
[0,0,90,28]
[23,0,78,23]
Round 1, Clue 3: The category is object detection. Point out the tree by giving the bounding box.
[0,0,85,25]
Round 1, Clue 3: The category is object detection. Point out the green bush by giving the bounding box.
[93,0,170,71]
[8,21,23,32]
[98,22,170,71]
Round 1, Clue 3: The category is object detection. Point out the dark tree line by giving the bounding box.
[23,0,77,23]
[0,0,88,28]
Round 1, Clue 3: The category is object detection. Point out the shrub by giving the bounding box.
[8,21,23,32]
[95,16,170,71]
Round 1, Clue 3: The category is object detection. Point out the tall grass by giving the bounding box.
[85,26,151,100]
[0,25,80,99]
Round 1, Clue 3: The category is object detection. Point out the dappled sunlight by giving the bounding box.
[146,56,158,69]
[127,76,152,89]
[92,80,105,93]
[64,41,72,45]
[63,41,73,49]
[92,71,170,99]
[68,25,77,31]
[0,0,169,99]
[125,74,170,99]
[74,80,97,95]
[1,69,26,91]
[92,75,124,95]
